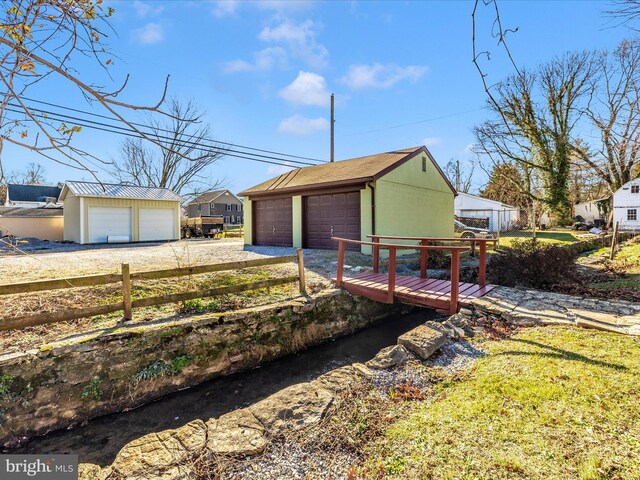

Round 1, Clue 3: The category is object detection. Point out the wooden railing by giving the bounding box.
[368,235,497,288]
[332,237,469,313]
[0,250,306,331]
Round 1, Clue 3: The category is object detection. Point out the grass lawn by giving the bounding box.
[590,239,640,294]
[363,326,640,479]
[498,230,583,248]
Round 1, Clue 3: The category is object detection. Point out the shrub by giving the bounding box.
[488,239,580,289]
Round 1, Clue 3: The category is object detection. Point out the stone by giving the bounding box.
[313,366,361,394]
[248,382,334,435]
[397,323,447,360]
[365,345,409,369]
[110,420,207,478]
[206,409,267,457]
[351,362,373,380]
[78,463,104,480]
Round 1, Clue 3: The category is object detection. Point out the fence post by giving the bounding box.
[420,239,428,279]
[336,240,345,287]
[449,249,460,315]
[122,263,132,320]
[496,209,501,246]
[296,248,306,294]
[387,246,396,304]
[373,237,380,273]
[609,221,619,260]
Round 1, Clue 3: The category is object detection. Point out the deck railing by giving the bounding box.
[331,237,470,314]
[367,235,497,288]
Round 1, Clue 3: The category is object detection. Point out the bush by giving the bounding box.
[488,239,580,289]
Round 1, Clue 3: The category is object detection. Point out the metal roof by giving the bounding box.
[7,184,62,203]
[62,181,182,202]
[0,206,63,217]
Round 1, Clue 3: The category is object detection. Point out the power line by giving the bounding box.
[2,92,326,164]
[4,103,314,168]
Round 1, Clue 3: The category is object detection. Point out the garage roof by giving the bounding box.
[239,146,455,196]
[60,181,182,202]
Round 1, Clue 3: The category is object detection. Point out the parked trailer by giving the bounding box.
[181,216,224,238]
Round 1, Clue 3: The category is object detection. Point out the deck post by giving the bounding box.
[449,250,460,315]
[478,241,487,288]
[373,237,380,273]
[420,239,429,278]
[387,246,396,304]
[336,240,345,287]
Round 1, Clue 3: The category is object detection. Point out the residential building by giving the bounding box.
[613,179,640,231]
[187,189,244,225]
[5,184,62,208]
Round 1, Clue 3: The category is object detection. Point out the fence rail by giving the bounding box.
[0,252,305,332]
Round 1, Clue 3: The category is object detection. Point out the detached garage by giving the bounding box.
[60,181,182,244]
[240,146,456,253]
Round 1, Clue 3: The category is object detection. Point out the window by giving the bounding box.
[226,204,231,211]
[421,156,427,172]
[628,209,638,221]
[239,204,243,211]
[224,216,230,224]
[632,185,639,194]
[197,204,201,212]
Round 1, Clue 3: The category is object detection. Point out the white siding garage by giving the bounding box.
[88,207,132,243]
[60,181,182,244]
[139,208,175,241]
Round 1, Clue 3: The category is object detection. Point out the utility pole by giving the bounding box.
[330,93,335,162]
[455,159,461,191]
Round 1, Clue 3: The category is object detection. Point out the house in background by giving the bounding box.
[239,146,455,254]
[5,184,62,208]
[574,197,610,224]
[0,206,63,240]
[60,181,182,244]
[613,178,640,231]
[187,189,244,225]
[454,192,519,233]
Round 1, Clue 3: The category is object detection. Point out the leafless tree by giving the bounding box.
[113,100,223,195]
[0,1,200,185]
[573,38,640,192]
[444,158,475,193]
[607,1,640,30]
[14,161,46,184]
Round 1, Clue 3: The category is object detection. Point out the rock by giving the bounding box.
[397,323,447,360]
[351,362,373,380]
[111,420,207,478]
[78,463,104,480]
[248,382,334,436]
[458,308,473,317]
[365,345,409,369]
[313,366,361,394]
[442,320,466,339]
[207,409,267,457]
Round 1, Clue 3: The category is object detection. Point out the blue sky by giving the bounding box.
[4,0,631,194]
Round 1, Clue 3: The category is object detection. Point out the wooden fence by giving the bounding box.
[0,250,306,331]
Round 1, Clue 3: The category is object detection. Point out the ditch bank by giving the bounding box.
[0,288,407,448]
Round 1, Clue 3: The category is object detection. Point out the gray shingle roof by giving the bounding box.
[63,181,182,202]
[7,184,61,203]
[0,206,63,217]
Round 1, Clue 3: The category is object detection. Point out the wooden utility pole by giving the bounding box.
[455,159,461,191]
[330,93,335,162]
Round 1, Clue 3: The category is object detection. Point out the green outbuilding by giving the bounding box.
[239,146,456,254]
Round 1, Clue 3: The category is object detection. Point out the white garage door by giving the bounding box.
[88,207,132,243]
[139,208,176,242]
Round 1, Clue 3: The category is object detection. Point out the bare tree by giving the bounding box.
[607,1,640,29]
[15,162,46,184]
[573,38,640,192]
[444,158,475,193]
[0,1,199,184]
[113,100,223,195]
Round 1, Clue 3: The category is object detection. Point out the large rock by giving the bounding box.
[312,365,361,394]
[78,463,105,480]
[248,382,334,435]
[110,420,207,479]
[398,323,447,360]
[366,345,409,369]
[206,409,267,457]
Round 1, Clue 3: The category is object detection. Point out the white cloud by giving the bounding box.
[259,19,328,69]
[224,47,287,73]
[279,71,330,107]
[279,115,329,135]
[422,137,441,147]
[132,23,164,45]
[211,0,240,17]
[133,0,164,17]
[341,63,428,90]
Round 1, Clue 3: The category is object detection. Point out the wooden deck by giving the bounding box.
[339,272,496,311]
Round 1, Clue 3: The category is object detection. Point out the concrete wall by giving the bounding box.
[0,290,404,446]
[375,152,454,250]
[292,195,303,248]
[243,199,253,245]
[0,216,63,241]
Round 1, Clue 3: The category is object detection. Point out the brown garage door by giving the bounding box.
[253,198,293,246]
[304,191,360,250]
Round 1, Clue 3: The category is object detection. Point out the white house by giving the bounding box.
[613,178,640,231]
[574,197,610,223]
[454,192,519,233]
